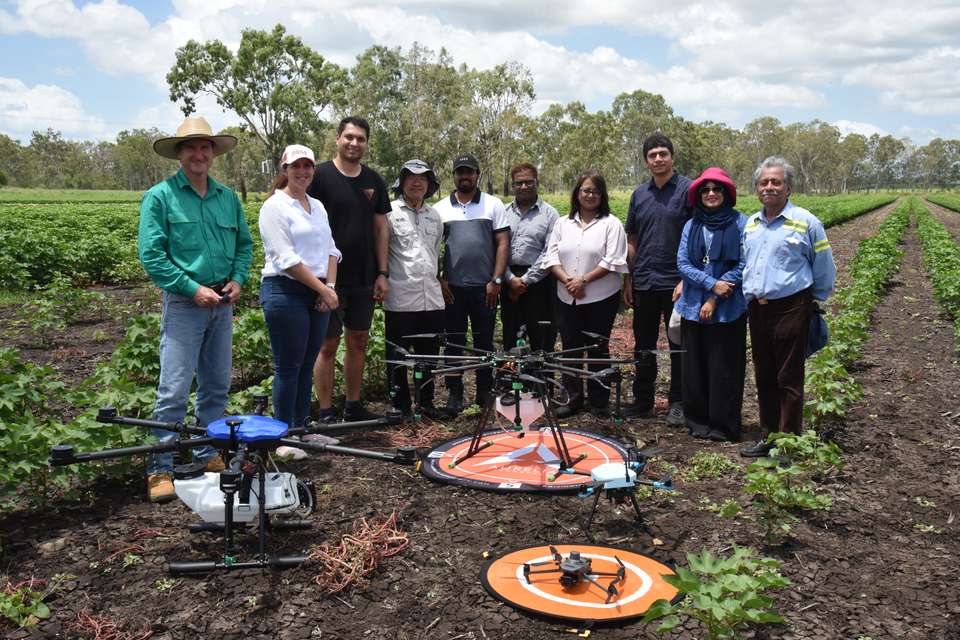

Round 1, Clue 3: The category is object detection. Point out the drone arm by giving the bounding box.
[283,439,418,465]
[431,361,491,377]
[48,437,219,467]
[95,408,206,436]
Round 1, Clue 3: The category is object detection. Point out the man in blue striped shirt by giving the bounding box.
[740,157,836,457]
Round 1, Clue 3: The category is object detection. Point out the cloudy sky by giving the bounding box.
[1,0,958,145]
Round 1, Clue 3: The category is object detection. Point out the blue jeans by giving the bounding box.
[444,285,496,394]
[148,291,231,475]
[260,276,330,428]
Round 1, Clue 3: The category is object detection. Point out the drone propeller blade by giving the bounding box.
[581,330,609,343]
[548,545,562,562]
[385,339,410,356]
[384,360,414,366]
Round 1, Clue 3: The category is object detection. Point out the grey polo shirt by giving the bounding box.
[434,190,510,287]
[505,197,559,285]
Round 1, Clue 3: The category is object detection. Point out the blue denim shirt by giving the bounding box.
[676,215,747,323]
[625,173,692,290]
[741,202,836,302]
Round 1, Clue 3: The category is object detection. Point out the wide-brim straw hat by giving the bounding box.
[153,116,238,159]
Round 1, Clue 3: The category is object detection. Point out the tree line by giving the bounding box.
[1,24,958,196]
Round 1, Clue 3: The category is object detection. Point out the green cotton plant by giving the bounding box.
[233,309,273,388]
[735,431,843,545]
[804,198,912,425]
[642,546,790,639]
[0,578,52,628]
[915,201,960,350]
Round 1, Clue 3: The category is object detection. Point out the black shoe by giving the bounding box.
[589,404,611,419]
[446,391,464,415]
[317,410,338,425]
[622,403,654,418]
[554,402,582,419]
[499,393,518,406]
[666,402,685,427]
[421,405,454,421]
[740,440,774,458]
[707,430,730,442]
[343,404,385,423]
[691,427,711,439]
[476,389,493,408]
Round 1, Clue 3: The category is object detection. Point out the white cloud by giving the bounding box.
[832,120,887,138]
[844,47,960,116]
[0,77,108,141]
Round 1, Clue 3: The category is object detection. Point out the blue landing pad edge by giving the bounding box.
[206,415,288,443]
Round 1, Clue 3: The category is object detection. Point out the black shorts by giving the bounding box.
[326,287,376,337]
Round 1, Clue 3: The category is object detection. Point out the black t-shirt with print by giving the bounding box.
[307,160,391,289]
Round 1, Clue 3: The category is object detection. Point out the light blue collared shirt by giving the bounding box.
[741,202,836,302]
[676,215,747,323]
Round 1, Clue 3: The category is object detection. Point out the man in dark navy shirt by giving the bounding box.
[623,133,691,425]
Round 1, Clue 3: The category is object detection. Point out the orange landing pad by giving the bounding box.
[420,428,628,493]
[481,544,678,622]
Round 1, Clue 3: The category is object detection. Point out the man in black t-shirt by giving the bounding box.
[308,116,391,423]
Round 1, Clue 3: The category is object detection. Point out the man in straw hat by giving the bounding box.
[138,115,253,502]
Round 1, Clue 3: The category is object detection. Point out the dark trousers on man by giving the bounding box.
[556,292,620,408]
[748,289,812,435]
[632,289,682,410]
[681,314,747,441]
[385,309,445,412]
[501,270,557,352]
[445,285,496,400]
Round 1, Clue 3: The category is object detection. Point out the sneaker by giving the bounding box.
[499,393,518,407]
[147,474,176,503]
[317,409,338,425]
[202,455,226,473]
[690,427,711,440]
[622,403,654,418]
[274,445,308,460]
[666,403,685,427]
[740,440,774,458]
[421,405,454,421]
[446,390,464,415]
[708,430,733,443]
[343,404,385,423]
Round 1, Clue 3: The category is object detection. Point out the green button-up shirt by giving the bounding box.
[138,169,253,297]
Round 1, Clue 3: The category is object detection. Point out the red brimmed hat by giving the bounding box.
[688,167,737,207]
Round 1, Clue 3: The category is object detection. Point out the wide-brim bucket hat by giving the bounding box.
[391,159,440,199]
[153,116,238,159]
[688,166,737,207]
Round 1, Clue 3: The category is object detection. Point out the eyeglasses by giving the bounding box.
[512,179,536,188]
[701,186,724,194]
[579,189,601,197]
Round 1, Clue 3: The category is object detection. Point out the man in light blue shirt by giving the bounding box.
[740,156,836,457]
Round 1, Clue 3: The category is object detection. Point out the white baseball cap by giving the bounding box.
[280,144,316,167]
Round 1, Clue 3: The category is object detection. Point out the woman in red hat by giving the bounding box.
[675,167,747,442]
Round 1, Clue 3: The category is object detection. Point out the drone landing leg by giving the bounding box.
[542,393,581,471]
[582,489,604,543]
[451,393,498,467]
[628,492,646,530]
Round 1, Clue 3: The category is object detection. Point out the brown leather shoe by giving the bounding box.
[202,455,226,473]
[147,474,175,503]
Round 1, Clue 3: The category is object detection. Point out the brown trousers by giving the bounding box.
[748,289,812,435]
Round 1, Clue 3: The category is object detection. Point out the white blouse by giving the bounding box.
[543,213,628,305]
[259,190,341,280]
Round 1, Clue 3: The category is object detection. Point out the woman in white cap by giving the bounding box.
[259,144,340,435]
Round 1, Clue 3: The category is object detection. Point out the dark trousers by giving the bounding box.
[501,270,558,352]
[748,289,812,436]
[556,292,620,407]
[444,285,496,396]
[260,276,331,429]
[632,289,682,408]
[681,314,747,440]
[385,309,445,411]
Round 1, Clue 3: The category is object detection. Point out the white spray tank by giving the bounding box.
[174,470,300,524]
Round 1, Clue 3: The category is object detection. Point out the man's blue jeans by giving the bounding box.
[260,276,330,429]
[147,291,231,475]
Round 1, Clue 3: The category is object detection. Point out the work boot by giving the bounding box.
[147,474,176,503]
[343,402,384,423]
[202,454,226,473]
[446,388,464,415]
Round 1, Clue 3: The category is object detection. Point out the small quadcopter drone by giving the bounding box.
[552,441,675,540]
[49,396,415,574]
[523,546,626,604]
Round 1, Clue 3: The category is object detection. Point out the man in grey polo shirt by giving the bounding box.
[434,153,510,413]
[502,162,559,353]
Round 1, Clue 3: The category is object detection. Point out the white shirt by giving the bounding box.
[384,198,445,312]
[259,190,341,280]
[543,213,628,305]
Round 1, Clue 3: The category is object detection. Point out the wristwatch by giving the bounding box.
[377,270,389,278]
[492,276,503,286]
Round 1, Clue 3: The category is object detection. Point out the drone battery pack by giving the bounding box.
[175,472,301,523]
